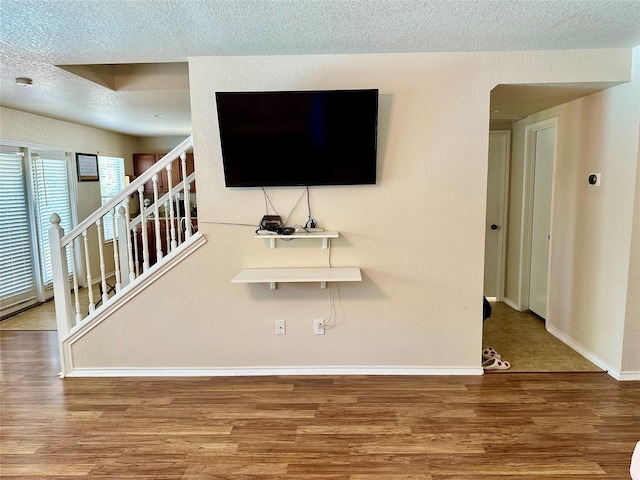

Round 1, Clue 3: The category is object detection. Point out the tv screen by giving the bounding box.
[215,89,378,187]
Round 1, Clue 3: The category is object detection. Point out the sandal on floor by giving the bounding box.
[482,347,501,360]
[483,357,511,371]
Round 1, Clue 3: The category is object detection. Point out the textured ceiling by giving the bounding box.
[1,0,639,136]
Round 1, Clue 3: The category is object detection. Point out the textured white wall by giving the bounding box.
[623,121,640,376]
[622,47,640,377]
[69,49,635,374]
[136,136,186,153]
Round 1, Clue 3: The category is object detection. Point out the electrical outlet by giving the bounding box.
[314,319,325,335]
[276,320,286,335]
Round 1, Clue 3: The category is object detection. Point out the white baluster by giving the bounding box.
[152,174,163,262]
[69,241,82,324]
[181,153,192,239]
[132,226,140,277]
[166,162,177,251]
[82,230,95,313]
[96,218,108,305]
[164,200,170,253]
[111,207,122,292]
[138,186,150,272]
[123,199,135,282]
[176,194,183,247]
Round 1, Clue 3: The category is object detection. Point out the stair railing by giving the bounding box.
[49,135,195,343]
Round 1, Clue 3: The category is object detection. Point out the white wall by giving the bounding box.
[136,136,187,153]
[505,46,640,377]
[621,47,640,378]
[68,49,636,375]
[622,121,640,376]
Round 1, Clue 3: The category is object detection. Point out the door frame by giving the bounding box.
[486,130,511,301]
[0,139,80,306]
[518,117,558,316]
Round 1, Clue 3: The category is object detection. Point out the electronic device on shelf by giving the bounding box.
[216,89,378,187]
[259,215,282,231]
[256,216,295,235]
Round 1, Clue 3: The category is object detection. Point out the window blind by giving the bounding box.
[31,153,73,286]
[0,149,36,307]
[98,156,125,241]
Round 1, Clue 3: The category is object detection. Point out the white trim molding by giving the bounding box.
[546,324,618,378]
[63,365,484,378]
[502,296,523,312]
[518,117,558,313]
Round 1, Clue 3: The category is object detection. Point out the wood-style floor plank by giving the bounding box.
[1,330,639,479]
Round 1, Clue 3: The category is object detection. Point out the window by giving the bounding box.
[97,156,125,241]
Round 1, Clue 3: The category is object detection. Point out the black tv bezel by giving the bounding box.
[215,88,379,188]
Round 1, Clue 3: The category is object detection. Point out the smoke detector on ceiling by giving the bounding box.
[15,77,33,86]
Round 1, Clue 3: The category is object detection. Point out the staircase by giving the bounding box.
[49,135,206,377]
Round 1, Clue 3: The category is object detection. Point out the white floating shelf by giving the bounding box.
[232,267,361,289]
[255,231,339,249]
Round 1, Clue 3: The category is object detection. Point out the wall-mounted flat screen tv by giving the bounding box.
[215,89,378,187]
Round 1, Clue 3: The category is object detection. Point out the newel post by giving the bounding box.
[49,214,73,375]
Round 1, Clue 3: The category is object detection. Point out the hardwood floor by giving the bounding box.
[1,330,639,478]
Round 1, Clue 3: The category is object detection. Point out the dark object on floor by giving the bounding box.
[95,281,116,308]
[483,297,492,322]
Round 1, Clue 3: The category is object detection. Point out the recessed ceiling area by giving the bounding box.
[56,63,189,91]
[490,82,621,122]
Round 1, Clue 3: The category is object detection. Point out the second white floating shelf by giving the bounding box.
[232,267,362,289]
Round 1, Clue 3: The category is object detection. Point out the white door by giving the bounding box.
[484,131,510,299]
[0,144,75,317]
[528,125,555,318]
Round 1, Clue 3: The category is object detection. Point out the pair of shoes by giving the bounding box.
[482,346,501,360]
[482,357,511,371]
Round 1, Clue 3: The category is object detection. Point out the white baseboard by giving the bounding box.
[546,324,617,377]
[62,365,484,378]
[502,296,522,311]
[549,325,640,381]
[616,371,640,381]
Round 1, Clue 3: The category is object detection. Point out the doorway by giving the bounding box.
[482,116,595,372]
[0,143,77,318]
